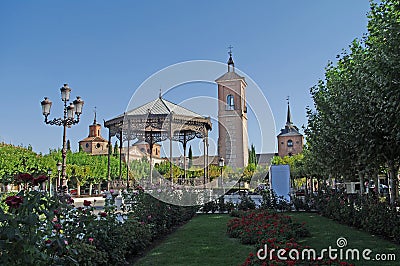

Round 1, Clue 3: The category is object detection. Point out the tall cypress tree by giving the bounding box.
[67,140,71,151]
[113,141,119,157]
[188,145,193,168]
[248,144,257,165]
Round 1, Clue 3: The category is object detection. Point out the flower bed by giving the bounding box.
[0,178,196,265]
[227,210,353,266]
[312,190,400,244]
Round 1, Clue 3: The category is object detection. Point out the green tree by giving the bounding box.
[305,0,400,202]
[66,140,71,151]
[113,141,119,157]
[188,146,193,168]
[248,144,257,166]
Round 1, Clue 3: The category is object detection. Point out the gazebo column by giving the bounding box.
[119,129,123,180]
[206,132,209,183]
[127,138,130,188]
[203,137,206,186]
[169,115,173,184]
[107,129,111,190]
[126,120,131,188]
[183,132,187,182]
[149,133,154,184]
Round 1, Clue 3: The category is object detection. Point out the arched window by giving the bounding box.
[227,94,234,110]
[287,140,293,147]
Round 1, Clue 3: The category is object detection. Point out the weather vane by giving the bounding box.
[94,106,97,123]
[228,45,233,56]
[286,96,290,104]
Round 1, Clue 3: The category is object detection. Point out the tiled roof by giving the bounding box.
[215,71,245,82]
[256,153,276,165]
[277,126,303,137]
[79,136,108,143]
[132,140,161,147]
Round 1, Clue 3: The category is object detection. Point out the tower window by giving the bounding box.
[226,94,234,110]
[287,140,293,147]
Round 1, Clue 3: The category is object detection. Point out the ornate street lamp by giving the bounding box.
[41,84,84,194]
[219,157,224,191]
[56,161,62,194]
[47,168,52,194]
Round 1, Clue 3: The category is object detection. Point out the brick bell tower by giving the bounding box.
[216,50,248,168]
[277,99,303,157]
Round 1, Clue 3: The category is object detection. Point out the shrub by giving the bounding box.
[312,189,400,244]
[0,180,197,265]
[237,194,256,211]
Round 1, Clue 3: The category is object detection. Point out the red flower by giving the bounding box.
[33,175,48,186]
[99,212,107,217]
[54,223,62,231]
[5,195,24,209]
[83,200,92,206]
[15,173,33,183]
[67,197,74,204]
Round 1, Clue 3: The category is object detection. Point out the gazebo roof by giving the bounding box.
[104,95,212,141]
[113,96,204,119]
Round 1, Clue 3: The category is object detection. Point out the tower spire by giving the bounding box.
[227,45,234,72]
[286,97,292,125]
[93,106,97,125]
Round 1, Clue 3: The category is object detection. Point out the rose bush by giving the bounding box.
[0,177,197,265]
[228,210,353,266]
[312,189,400,243]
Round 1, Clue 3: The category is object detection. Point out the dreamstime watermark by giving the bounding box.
[257,237,396,262]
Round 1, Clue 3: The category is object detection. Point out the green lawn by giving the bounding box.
[134,212,400,266]
[134,214,253,266]
[288,212,399,266]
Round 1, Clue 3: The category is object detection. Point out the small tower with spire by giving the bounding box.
[277,98,303,157]
[79,107,109,155]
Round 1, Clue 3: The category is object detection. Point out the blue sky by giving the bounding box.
[0,1,371,156]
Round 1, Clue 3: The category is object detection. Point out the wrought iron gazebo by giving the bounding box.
[104,94,212,187]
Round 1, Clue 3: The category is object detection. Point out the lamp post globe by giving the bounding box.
[218,157,225,168]
[73,96,84,115]
[41,97,52,117]
[60,84,71,102]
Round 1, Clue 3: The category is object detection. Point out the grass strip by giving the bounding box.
[134,214,252,266]
[288,212,399,266]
